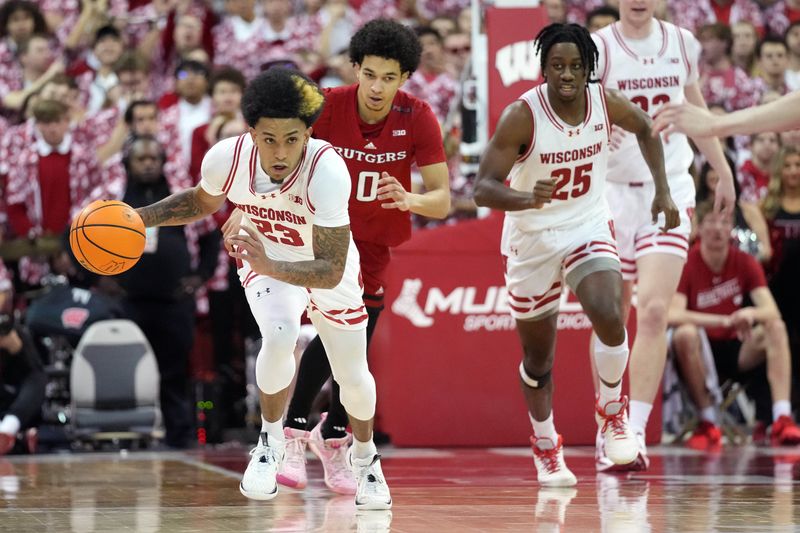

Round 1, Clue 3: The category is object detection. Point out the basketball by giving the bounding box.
[69,200,146,275]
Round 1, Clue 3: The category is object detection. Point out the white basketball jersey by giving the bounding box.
[200,134,360,270]
[506,83,612,232]
[593,21,700,183]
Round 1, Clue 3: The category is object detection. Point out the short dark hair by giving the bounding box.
[241,68,324,128]
[349,19,422,75]
[535,23,599,80]
[757,35,788,58]
[210,66,246,95]
[586,6,620,26]
[174,58,209,79]
[123,133,166,172]
[94,24,122,45]
[124,100,157,125]
[33,98,69,123]
[0,1,47,40]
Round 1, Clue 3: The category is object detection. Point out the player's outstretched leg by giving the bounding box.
[315,317,391,509]
[517,313,577,487]
[575,269,638,466]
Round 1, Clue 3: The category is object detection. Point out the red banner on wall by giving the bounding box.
[370,215,660,447]
[486,6,548,136]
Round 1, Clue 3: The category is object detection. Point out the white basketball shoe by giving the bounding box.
[530,435,577,487]
[240,432,285,500]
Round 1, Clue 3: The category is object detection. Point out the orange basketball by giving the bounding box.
[69,200,146,275]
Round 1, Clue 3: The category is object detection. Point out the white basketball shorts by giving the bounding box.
[606,176,695,281]
[501,214,621,321]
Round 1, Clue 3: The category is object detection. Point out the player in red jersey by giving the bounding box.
[224,19,450,494]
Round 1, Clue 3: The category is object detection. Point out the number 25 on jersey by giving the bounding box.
[550,163,592,201]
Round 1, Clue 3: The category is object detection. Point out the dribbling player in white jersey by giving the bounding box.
[591,0,736,472]
[474,23,679,487]
[134,68,391,510]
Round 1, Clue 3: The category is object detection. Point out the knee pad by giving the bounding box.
[519,361,551,389]
[338,368,377,421]
[255,321,300,394]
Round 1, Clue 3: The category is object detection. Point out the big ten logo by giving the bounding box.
[495,40,540,87]
[391,279,592,332]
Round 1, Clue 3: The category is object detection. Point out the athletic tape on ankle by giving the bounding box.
[519,361,551,388]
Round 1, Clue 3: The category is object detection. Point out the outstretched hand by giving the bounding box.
[652,102,717,142]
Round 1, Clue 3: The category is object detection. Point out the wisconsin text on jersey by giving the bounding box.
[540,142,603,164]
[230,202,308,225]
[616,75,681,91]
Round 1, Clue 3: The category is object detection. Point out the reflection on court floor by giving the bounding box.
[1,445,799,532]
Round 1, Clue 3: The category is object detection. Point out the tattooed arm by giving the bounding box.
[136,185,226,227]
[227,224,350,289]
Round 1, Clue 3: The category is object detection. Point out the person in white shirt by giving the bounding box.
[590,0,736,472]
[134,67,391,511]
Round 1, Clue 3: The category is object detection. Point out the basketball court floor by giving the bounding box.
[2,444,799,532]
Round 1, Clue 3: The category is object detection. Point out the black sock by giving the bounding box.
[284,335,332,430]
[321,381,350,439]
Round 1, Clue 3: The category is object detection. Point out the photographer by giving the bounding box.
[0,312,46,455]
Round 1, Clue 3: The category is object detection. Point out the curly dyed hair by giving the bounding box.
[241,68,324,128]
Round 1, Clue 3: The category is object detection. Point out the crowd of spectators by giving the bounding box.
[0,0,798,450]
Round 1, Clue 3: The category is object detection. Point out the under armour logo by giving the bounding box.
[643,58,654,65]
[568,129,581,137]
[256,288,271,298]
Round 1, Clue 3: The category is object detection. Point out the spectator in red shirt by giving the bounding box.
[668,200,800,448]
[740,132,781,203]
[68,25,125,114]
[0,1,47,76]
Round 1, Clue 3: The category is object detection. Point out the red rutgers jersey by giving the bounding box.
[312,84,446,247]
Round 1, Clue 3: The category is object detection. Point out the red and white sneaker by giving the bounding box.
[276,427,309,489]
[308,414,356,495]
[530,435,577,487]
[770,415,800,446]
[595,430,650,472]
[595,397,638,465]
[686,421,722,450]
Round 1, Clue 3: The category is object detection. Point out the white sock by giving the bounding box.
[352,436,377,460]
[0,415,20,435]
[773,400,792,421]
[700,406,717,424]
[594,332,629,406]
[628,401,652,436]
[261,417,285,447]
[530,411,558,443]
[599,382,622,406]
